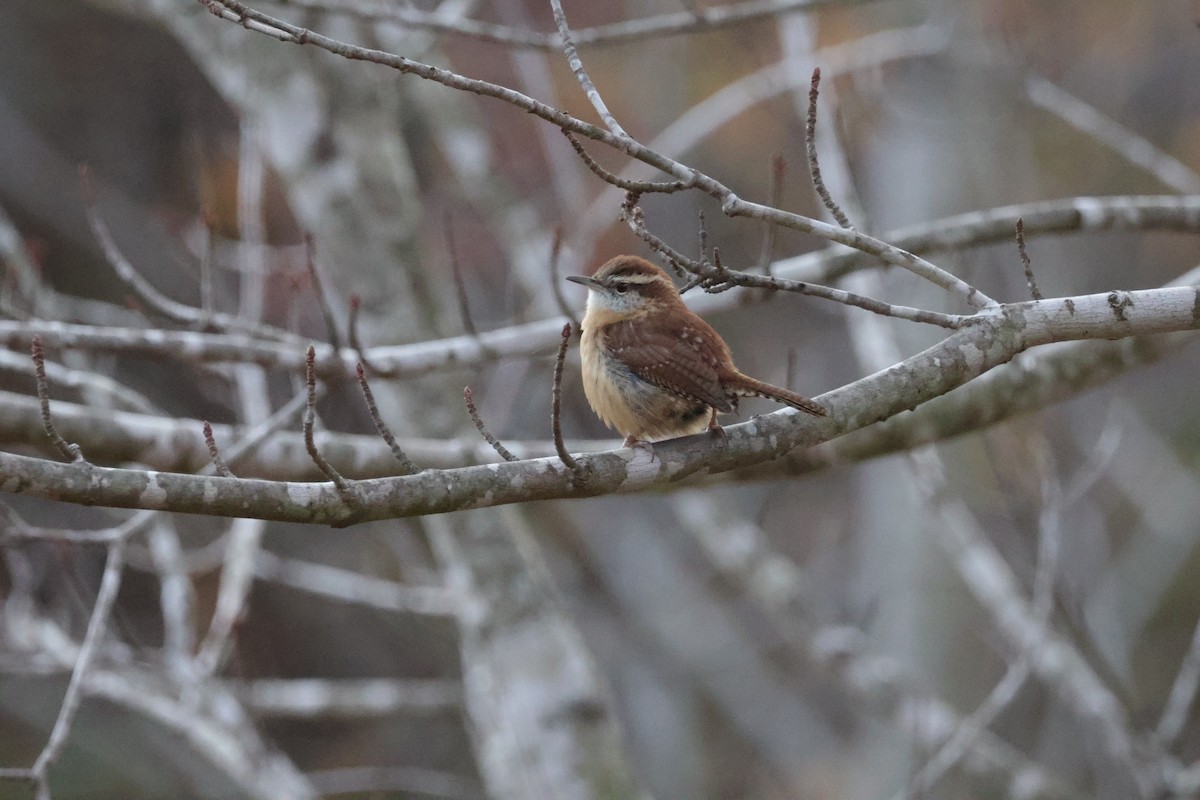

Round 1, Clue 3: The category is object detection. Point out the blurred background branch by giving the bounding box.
[2,1,1200,799]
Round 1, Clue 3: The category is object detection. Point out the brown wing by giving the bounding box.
[603,317,735,412]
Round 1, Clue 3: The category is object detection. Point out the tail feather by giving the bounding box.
[731,374,828,417]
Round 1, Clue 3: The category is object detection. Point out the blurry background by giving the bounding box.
[1,0,1199,798]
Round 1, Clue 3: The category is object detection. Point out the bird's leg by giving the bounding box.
[706,408,727,441]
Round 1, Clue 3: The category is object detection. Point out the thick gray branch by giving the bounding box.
[3,286,1197,523]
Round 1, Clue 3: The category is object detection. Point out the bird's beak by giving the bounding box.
[566,275,601,290]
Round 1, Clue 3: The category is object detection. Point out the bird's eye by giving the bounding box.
[612,282,629,294]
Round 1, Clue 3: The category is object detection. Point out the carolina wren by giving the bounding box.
[567,255,827,447]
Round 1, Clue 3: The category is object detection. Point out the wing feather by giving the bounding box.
[603,318,734,412]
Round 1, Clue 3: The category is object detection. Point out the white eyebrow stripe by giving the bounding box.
[607,272,660,284]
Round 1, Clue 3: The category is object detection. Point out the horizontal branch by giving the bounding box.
[733,325,1198,482]
[4,286,1196,523]
[0,392,616,480]
[267,0,877,49]
[3,293,1190,486]
[3,196,1198,377]
[0,315,571,381]
[231,677,462,718]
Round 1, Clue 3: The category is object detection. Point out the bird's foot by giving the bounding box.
[623,435,657,461]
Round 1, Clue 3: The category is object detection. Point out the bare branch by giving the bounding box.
[221,387,313,471]
[903,453,1064,796]
[563,130,690,194]
[463,386,518,463]
[1016,217,1044,300]
[356,362,420,475]
[758,153,786,276]
[5,281,1198,523]
[194,517,264,676]
[675,489,1077,799]
[550,0,628,139]
[80,163,200,327]
[1157,616,1200,747]
[304,233,342,350]
[199,207,217,314]
[253,550,456,616]
[30,535,129,795]
[79,164,298,342]
[31,335,84,463]
[4,196,1198,376]
[551,323,583,477]
[198,0,995,308]
[303,345,355,497]
[0,503,152,545]
[203,420,234,477]
[445,223,479,338]
[231,677,462,718]
[346,293,383,375]
[547,229,580,328]
[622,200,965,328]
[804,67,853,229]
[1024,72,1200,194]
[263,0,878,50]
[146,519,196,683]
[0,386,618,477]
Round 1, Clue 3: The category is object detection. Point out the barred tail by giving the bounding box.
[731,374,828,417]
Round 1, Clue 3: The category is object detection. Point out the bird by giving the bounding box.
[566,255,827,447]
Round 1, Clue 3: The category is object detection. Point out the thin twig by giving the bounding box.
[253,550,456,615]
[80,164,198,326]
[1015,218,1043,300]
[9,195,1184,377]
[552,323,583,476]
[758,153,786,276]
[1024,72,1200,195]
[805,67,853,229]
[217,386,314,472]
[622,202,705,280]
[445,222,479,338]
[0,502,137,544]
[463,386,518,462]
[347,294,382,375]
[550,0,628,139]
[622,201,963,328]
[265,0,874,50]
[1158,616,1200,747]
[31,534,129,797]
[708,247,738,295]
[203,421,234,477]
[304,346,355,494]
[356,362,420,474]
[200,0,995,309]
[547,228,580,327]
[305,233,343,350]
[31,335,84,462]
[721,269,962,327]
[903,451,1065,797]
[193,516,263,677]
[563,130,690,194]
[199,207,217,315]
[146,518,196,683]
[81,165,297,341]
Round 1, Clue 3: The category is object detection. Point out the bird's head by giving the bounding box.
[566,255,680,320]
